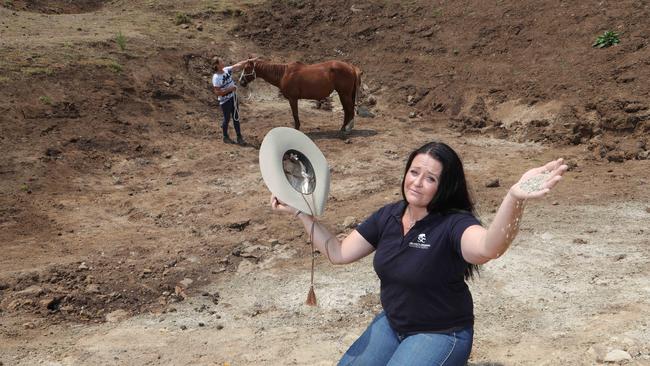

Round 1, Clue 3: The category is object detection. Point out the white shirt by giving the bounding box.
[212,66,236,104]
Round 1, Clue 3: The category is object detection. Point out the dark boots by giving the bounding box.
[223,135,245,145]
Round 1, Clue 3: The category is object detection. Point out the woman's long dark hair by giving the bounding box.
[401,141,480,279]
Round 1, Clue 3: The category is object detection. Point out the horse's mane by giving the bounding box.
[256,61,288,83]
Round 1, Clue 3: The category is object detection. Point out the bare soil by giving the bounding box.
[1,1,649,365]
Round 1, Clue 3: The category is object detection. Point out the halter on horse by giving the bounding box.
[239,59,362,132]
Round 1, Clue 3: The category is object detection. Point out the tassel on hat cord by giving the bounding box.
[301,193,318,306]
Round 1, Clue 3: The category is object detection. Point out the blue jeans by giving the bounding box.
[338,312,473,366]
[220,95,241,138]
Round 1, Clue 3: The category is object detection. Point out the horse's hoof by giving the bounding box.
[343,119,355,132]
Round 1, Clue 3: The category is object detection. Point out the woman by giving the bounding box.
[271,141,568,365]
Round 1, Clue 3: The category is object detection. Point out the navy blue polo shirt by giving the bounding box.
[356,200,481,333]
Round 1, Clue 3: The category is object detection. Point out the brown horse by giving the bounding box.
[238,59,362,132]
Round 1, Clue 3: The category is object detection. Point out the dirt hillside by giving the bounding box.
[1,0,649,365]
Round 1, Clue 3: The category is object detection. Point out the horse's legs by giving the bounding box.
[289,98,301,130]
[339,93,355,133]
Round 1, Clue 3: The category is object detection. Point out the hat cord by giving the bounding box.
[299,192,318,306]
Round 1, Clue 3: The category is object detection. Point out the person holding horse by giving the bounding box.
[211,57,249,145]
[271,141,568,365]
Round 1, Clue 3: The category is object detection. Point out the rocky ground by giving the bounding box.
[1,0,649,365]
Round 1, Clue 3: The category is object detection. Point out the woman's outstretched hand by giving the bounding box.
[509,158,568,200]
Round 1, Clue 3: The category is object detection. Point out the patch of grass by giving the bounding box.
[20,183,29,192]
[81,58,123,73]
[108,61,123,73]
[174,12,191,25]
[115,32,127,51]
[4,0,14,7]
[22,67,54,76]
[593,31,620,48]
[221,7,243,16]
[286,0,305,8]
[39,96,52,105]
[0,76,9,84]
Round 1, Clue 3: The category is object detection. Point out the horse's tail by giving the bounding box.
[353,66,362,107]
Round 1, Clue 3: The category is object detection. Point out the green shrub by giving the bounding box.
[175,13,191,25]
[81,58,123,73]
[108,61,122,73]
[116,31,126,51]
[39,96,52,105]
[22,67,54,76]
[593,31,620,48]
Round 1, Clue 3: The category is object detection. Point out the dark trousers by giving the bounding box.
[220,95,241,138]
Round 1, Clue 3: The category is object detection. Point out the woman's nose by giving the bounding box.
[413,175,424,186]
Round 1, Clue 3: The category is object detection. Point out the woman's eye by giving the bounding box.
[426,176,435,183]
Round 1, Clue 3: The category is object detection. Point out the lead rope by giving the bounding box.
[299,192,318,306]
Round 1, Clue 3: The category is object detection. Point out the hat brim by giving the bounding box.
[259,127,330,216]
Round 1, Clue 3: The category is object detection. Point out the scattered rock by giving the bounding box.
[45,148,62,157]
[85,284,100,294]
[342,216,357,229]
[236,243,267,259]
[357,106,375,118]
[588,344,608,362]
[40,297,61,311]
[227,220,250,231]
[179,278,194,288]
[485,178,500,188]
[16,285,44,296]
[105,309,129,323]
[603,349,632,362]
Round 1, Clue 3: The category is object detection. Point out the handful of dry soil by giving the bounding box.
[520,172,551,193]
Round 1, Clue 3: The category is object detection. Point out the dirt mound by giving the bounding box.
[2,0,106,14]
[233,0,650,161]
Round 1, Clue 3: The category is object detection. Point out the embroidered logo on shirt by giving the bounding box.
[408,233,430,249]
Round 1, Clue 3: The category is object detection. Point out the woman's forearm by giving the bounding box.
[482,191,526,258]
[295,211,342,264]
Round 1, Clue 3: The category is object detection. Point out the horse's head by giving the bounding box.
[238,60,257,87]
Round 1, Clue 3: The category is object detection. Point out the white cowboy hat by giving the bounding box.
[259,127,330,216]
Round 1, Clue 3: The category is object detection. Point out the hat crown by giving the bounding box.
[259,127,330,216]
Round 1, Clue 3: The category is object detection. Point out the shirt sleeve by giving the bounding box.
[211,74,218,87]
[355,206,386,248]
[448,212,481,256]
[223,66,234,75]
